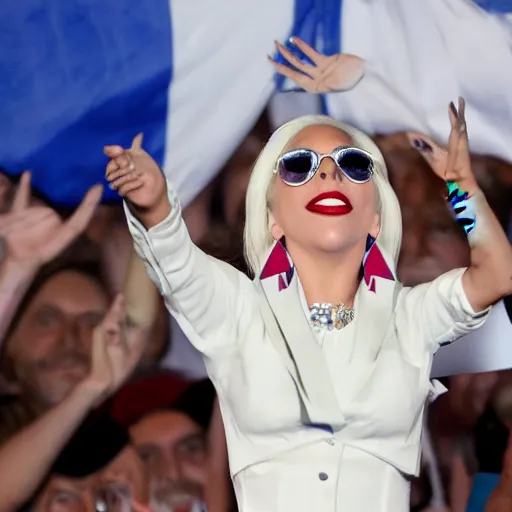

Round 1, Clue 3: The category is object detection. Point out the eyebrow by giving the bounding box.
[50,480,92,492]
[34,304,105,316]
[138,432,206,450]
[178,432,206,445]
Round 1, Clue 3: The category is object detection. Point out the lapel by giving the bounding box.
[256,274,345,427]
[349,240,400,365]
[254,240,400,429]
[256,242,345,428]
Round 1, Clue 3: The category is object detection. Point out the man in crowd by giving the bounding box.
[0,172,161,439]
[33,414,149,511]
[111,372,230,512]
[0,174,158,510]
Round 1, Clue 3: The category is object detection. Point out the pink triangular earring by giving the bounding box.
[363,235,394,293]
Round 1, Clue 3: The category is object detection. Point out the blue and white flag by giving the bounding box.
[1,0,511,208]
[2,1,511,379]
[271,0,512,166]
[0,0,294,206]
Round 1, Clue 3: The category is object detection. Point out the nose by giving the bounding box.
[317,155,341,181]
[160,452,182,482]
[60,319,82,351]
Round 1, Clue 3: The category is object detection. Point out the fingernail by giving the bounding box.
[449,101,458,117]
[412,139,432,152]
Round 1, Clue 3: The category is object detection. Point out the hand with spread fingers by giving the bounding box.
[82,294,144,404]
[268,37,365,93]
[0,172,103,273]
[406,97,479,197]
[104,134,170,229]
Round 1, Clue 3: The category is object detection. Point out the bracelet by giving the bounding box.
[446,181,476,236]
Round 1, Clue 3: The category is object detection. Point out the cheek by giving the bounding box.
[181,459,207,485]
[76,326,95,352]
[271,183,310,227]
[346,182,378,222]
[8,328,57,365]
[105,458,147,499]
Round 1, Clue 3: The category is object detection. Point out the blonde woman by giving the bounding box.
[104,61,512,510]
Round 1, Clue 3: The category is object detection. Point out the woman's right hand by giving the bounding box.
[104,134,170,228]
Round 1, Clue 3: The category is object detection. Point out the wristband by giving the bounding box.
[446,181,476,236]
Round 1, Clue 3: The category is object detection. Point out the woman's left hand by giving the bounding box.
[268,37,365,93]
[406,97,480,196]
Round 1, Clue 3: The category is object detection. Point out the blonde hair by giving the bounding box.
[243,115,402,275]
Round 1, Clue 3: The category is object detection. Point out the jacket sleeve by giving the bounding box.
[397,268,491,353]
[123,181,252,358]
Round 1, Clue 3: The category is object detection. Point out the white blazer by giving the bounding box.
[124,183,490,511]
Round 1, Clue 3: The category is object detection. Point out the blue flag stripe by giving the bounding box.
[274,0,342,93]
[473,0,512,13]
[0,1,172,205]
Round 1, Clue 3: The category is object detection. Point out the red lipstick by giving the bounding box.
[306,191,353,216]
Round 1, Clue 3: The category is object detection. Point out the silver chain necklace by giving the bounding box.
[309,303,355,331]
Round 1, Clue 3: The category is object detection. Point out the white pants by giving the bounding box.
[233,441,410,512]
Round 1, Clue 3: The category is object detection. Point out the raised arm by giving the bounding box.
[0,295,144,512]
[0,172,102,346]
[407,98,512,312]
[123,246,159,333]
[398,98,512,351]
[104,135,248,355]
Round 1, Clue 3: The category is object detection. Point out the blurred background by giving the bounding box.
[0,1,511,511]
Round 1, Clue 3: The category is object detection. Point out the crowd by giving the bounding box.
[0,108,511,512]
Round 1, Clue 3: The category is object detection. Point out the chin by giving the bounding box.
[310,231,364,254]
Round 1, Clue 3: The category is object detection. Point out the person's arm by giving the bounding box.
[398,268,490,352]
[123,245,159,333]
[124,186,247,351]
[0,381,101,512]
[0,294,144,511]
[100,213,160,341]
[0,172,102,348]
[408,99,512,312]
[460,191,512,311]
[104,136,250,357]
[100,217,134,296]
[399,99,512,350]
[0,261,35,342]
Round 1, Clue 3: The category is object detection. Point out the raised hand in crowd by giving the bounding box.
[104,134,170,229]
[0,293,145,512]
[269,37,365,93]
[0,171,103,272]
[82,294,146,405]
[0,172,102,344]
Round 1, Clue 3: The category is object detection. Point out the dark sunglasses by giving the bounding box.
[274,146,374,186]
